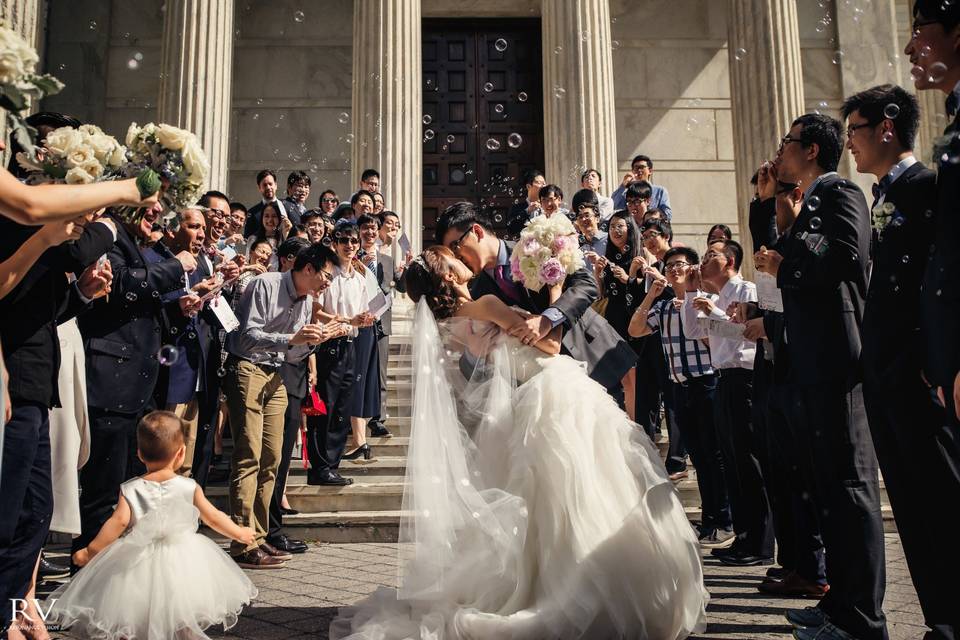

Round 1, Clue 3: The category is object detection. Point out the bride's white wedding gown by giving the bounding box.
[330,301,708,640]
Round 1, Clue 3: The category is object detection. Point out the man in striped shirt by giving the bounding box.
[629,247,733,549]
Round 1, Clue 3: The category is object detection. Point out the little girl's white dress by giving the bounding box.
[48,475,257,640]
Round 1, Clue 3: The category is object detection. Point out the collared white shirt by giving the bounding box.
[681,275,758,370]
[876,155,917,205]
[803,171,838,202]
[318,264,370,337]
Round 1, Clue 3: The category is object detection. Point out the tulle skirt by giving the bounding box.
[47,508,257,640]
[331,354,708,639]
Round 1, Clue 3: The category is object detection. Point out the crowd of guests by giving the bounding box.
[1,1,959,639]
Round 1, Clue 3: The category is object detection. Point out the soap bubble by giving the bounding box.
[423,129,435,140]
[809,216,822,231]
[158,345,179,366]
[883,103,901,119]
[88,20,97,30]
[928,62,948,83]
[127,58,140,70]
[507,133,522,148]
[494,103,505,114]
[125,292,138,302]
[338,112,350,124]
[294,10,305,22]
[831,50,844,65]
[483,82,494,93]
[446,134,455,143]
[882,131,894,143]
[486,138,501,151]
[807,196,821,211]
[554,45,563,55]
[422,114,432,125]
[494,38,508,52]
[685,117,699,131]
[734,48,747,61]
[553,86,566,99]
[518,91,528,102]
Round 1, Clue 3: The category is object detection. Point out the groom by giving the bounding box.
[435,202,636,392]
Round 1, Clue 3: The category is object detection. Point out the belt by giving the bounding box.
[228,354,281,373]
[717,367,752,378]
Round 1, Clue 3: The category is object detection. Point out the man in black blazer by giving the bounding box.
[435,202,636,393]
[905,4,960,637]
[754,113,887,640]
[505,168,546,240]
[74,206,197,557]
[243,169,289,236]
[0,214,115,627]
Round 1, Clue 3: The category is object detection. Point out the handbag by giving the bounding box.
[301,386,327,417]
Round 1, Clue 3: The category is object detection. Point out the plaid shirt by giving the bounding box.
[647,297,714,384]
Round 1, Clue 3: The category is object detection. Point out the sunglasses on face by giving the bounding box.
[322,198,339,204]
[336,237,360,245]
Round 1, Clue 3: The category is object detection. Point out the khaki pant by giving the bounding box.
[167,398,199,477]
[223,359,288,555]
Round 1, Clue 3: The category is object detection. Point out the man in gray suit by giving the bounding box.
[435,202,636,392]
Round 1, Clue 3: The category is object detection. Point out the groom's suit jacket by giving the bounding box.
[469,240,637,390]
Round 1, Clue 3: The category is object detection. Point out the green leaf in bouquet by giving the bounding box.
[136,168,162,199]
[0,84,28,112]
[42,163,67,179]
[29,74,64,98]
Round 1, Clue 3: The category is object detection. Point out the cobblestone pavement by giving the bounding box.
[46,534,922,639]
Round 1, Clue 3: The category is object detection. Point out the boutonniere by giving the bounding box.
[871,202,897,232]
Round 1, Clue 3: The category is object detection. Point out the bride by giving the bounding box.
[330,246,709,640]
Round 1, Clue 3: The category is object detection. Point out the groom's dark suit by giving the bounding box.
[469,240,636,390]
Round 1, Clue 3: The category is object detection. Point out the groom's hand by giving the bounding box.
[508,314,552,346]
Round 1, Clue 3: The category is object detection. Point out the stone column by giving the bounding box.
[158,0,234,192]
[917,89,949,166]
[351,0,423,253]
[727,0,805,269]
[1,0,41,166]
[541,0,618,189]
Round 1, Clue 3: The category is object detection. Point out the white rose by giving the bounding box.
[181,139,209,183]
[0,26,38,85]
[65,166,95,184]
[108,143,127,168]
[80,157,104,180]
[65,146,95,169]
[43,127,81,157]
[125,122,141,147]
[156,123,189,151]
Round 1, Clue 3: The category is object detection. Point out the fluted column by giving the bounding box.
[727,0,805,270]
[1,0,41,166]
[158,0,234,192]
[541,0,618,191]
[352,0,423,253]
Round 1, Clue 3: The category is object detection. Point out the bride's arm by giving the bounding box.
[467,294,562,355]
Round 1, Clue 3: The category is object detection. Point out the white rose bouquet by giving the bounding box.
[16,124,126,184]
[117,122,209,229]
[0,22,64,154]
[509,214,585,291]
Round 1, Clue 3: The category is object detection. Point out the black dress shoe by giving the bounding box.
[279,505,299,516]
[307,470,354,486]
[267,534,308,554]
[710,545,740,558]
[718,551,775,567]
[38,553,70,580]
[369,423,392,438]
[765,566,793,580]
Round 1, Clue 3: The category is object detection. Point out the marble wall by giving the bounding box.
[39,0,912,249]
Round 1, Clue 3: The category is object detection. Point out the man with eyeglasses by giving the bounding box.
[628,246,733,550]
[281,170,311,224]
[571,189,607,270]
[611,154,672,218]
[224,243,343,569]
[624,181,654,229]
[902,3,960,637]
[751,113,885,640]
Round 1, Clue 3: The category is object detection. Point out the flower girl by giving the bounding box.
[47,411,258,639]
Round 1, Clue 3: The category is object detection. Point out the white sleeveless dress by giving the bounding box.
[48,475,257,640]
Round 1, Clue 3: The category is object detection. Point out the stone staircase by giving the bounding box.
[207,297,895,542]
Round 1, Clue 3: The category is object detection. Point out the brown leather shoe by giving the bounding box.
[757,572,829,598]
[233,547,286,569]
[260,541,293,561]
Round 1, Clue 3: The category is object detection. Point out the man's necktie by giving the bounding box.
[494,264,523,304]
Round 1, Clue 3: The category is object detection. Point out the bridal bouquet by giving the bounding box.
[0,22,64,154]
[117,122,209,229]
[510,214,585,291]
[16,124,126,184]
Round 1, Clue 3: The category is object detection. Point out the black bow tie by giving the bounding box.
[872,174,893,203]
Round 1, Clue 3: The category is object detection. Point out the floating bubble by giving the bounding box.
[494,103,505,114]
[493,213,504,223]
[883,103,901,119]
[882,131,894,143]
[422,114,432,125]
[486,138,501,151]
[256,97,263,105]
[88,20,97,30]
[809,216,823,231]
[294,10,305,22]
[483,82,494,93]
[928,62,948,83]
[553,86,566,99]
[338,112,350,124]
[685,117,699,131]
[902,255,911,264]
[446,134,455,143]
[554,45,563,55]
[507,133,523,148]
[424,129,435,140]
[807,195,821,211]
[818,101,829,109]
[831,50,844,65]
[127,58,140,70]
[919,45,932,58]
[158,345,179,366]
[125,292,138,302]
[494,38,508,52]
[611,40,621,50]
[345,133,354,144]
[734,47,747,61]
[518,91,528,102]
[580,30,590,41]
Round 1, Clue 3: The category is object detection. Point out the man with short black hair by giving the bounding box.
[301,209,326,244]
[359,168,380,194]
[625,181,654,228]
[611,155,672,217]
[580,168,614,220]
[282,170,311,224]
[572,189,607,269]
[753,112,886,640]
[244,169,288,236]
[506,168,546,238]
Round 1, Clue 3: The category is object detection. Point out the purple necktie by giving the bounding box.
[494,264,523,303]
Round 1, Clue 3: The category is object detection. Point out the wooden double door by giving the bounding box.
[421,19,544,247]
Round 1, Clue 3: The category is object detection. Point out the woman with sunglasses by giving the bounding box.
[307,224,377,486]
[318,190,340,216]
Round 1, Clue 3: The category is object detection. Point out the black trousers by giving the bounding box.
[714,368,775,557]
[73,407,147,554]
[633,335,664,439]
[371,333,389,428]
[0,403,52,629]
[189,378,222,489]
[768,383,826,583]
[782,382,888,640]
[675,374,730,532]
[268,393,303,538]
[306,338,356,475]
[865,373,960,640]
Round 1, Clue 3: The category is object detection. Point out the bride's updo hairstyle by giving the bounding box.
[405,246,463,319]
